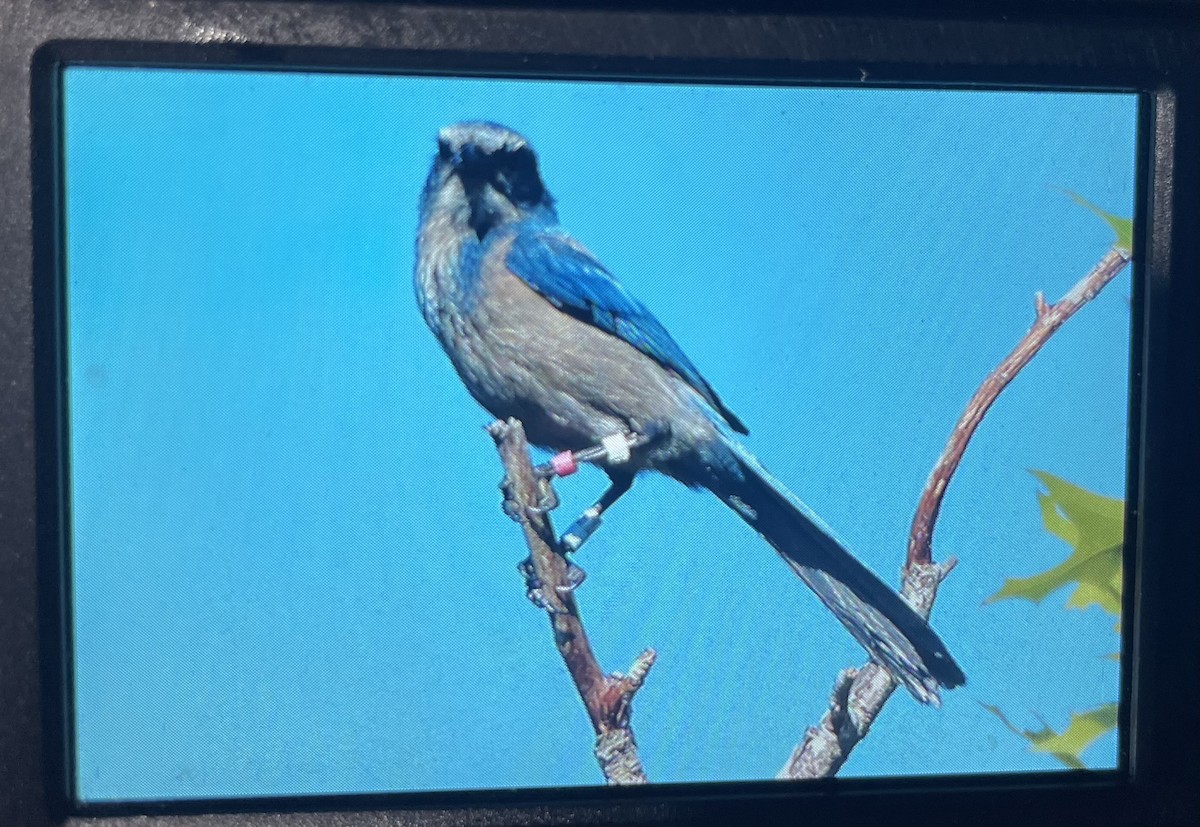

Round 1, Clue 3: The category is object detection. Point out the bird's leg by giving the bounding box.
[550,423,670,553]
[514,425,667,602]
[560,470,634,553]
[515,472,630,605]
[518,470,632,603]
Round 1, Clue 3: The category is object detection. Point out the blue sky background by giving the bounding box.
[63,67,1137,802]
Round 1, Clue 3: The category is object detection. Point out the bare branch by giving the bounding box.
[488,418,654,784]
[779,560,956,779]
[908,248,1132,567]
[782,246,1132,779]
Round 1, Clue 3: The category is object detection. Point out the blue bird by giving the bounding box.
[415,121,965,704]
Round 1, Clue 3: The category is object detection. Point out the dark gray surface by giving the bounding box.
[2,2,1198,826]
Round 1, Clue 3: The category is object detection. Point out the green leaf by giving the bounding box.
[984,471,1124,616]
[1063,190,1134,254]
[983,703,1119,769]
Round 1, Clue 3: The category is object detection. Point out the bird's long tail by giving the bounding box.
[706,441,966,704]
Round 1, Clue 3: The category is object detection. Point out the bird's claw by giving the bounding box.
[500,475,559,522]
[518,555,586,610]
[529,477,559,514]
[499,475,522,521]
[560,558,587,590]
[517,557,549,607]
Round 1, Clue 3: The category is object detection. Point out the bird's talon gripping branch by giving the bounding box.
[527,476,559,515]
[517,557,542,604]
[518,547,585,608]
[518,556,563,610]
[501,472,559,520]
[499,475,524,522]
[559,558,587,592]
[531,431,652,554]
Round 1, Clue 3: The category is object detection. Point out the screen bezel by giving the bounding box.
[4,2,1198,826]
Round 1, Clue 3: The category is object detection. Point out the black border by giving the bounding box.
[5,2,1199,826]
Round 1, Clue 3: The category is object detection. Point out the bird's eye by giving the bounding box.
[498,146,544,205]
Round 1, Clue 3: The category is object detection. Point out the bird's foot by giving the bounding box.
[500,474,559,521]
[528,475,559,514]
[517,555,587,610]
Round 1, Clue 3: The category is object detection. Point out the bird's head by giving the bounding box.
[427,121,555,240]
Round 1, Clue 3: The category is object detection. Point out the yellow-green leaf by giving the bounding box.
[984,471,1124,616]
[983,703,1118,770]
[1063,190,1134,254]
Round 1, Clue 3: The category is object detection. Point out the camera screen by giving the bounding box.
[61,66,1136,803]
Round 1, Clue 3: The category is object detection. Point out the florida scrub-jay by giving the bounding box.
[414,121,965,704]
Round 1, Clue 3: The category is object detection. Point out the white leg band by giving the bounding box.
[601,433,632,464]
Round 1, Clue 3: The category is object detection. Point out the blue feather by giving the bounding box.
[504,223,748,434]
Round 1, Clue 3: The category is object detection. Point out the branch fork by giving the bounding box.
[783,245,1130,779]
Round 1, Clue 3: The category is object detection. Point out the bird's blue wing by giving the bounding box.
[505,224,748,434]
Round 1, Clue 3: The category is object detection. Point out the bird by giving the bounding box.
[413,121,965,704]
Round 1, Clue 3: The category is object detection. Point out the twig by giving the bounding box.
[488,418,655,785]
[781,246,1132,779]
[908,248,1132,567]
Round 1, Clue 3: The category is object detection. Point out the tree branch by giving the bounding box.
[780,246,1132,780]
[488,418,655,785]
[908,248,1133,567]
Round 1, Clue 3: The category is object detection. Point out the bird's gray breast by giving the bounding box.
[457,237,724,470]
